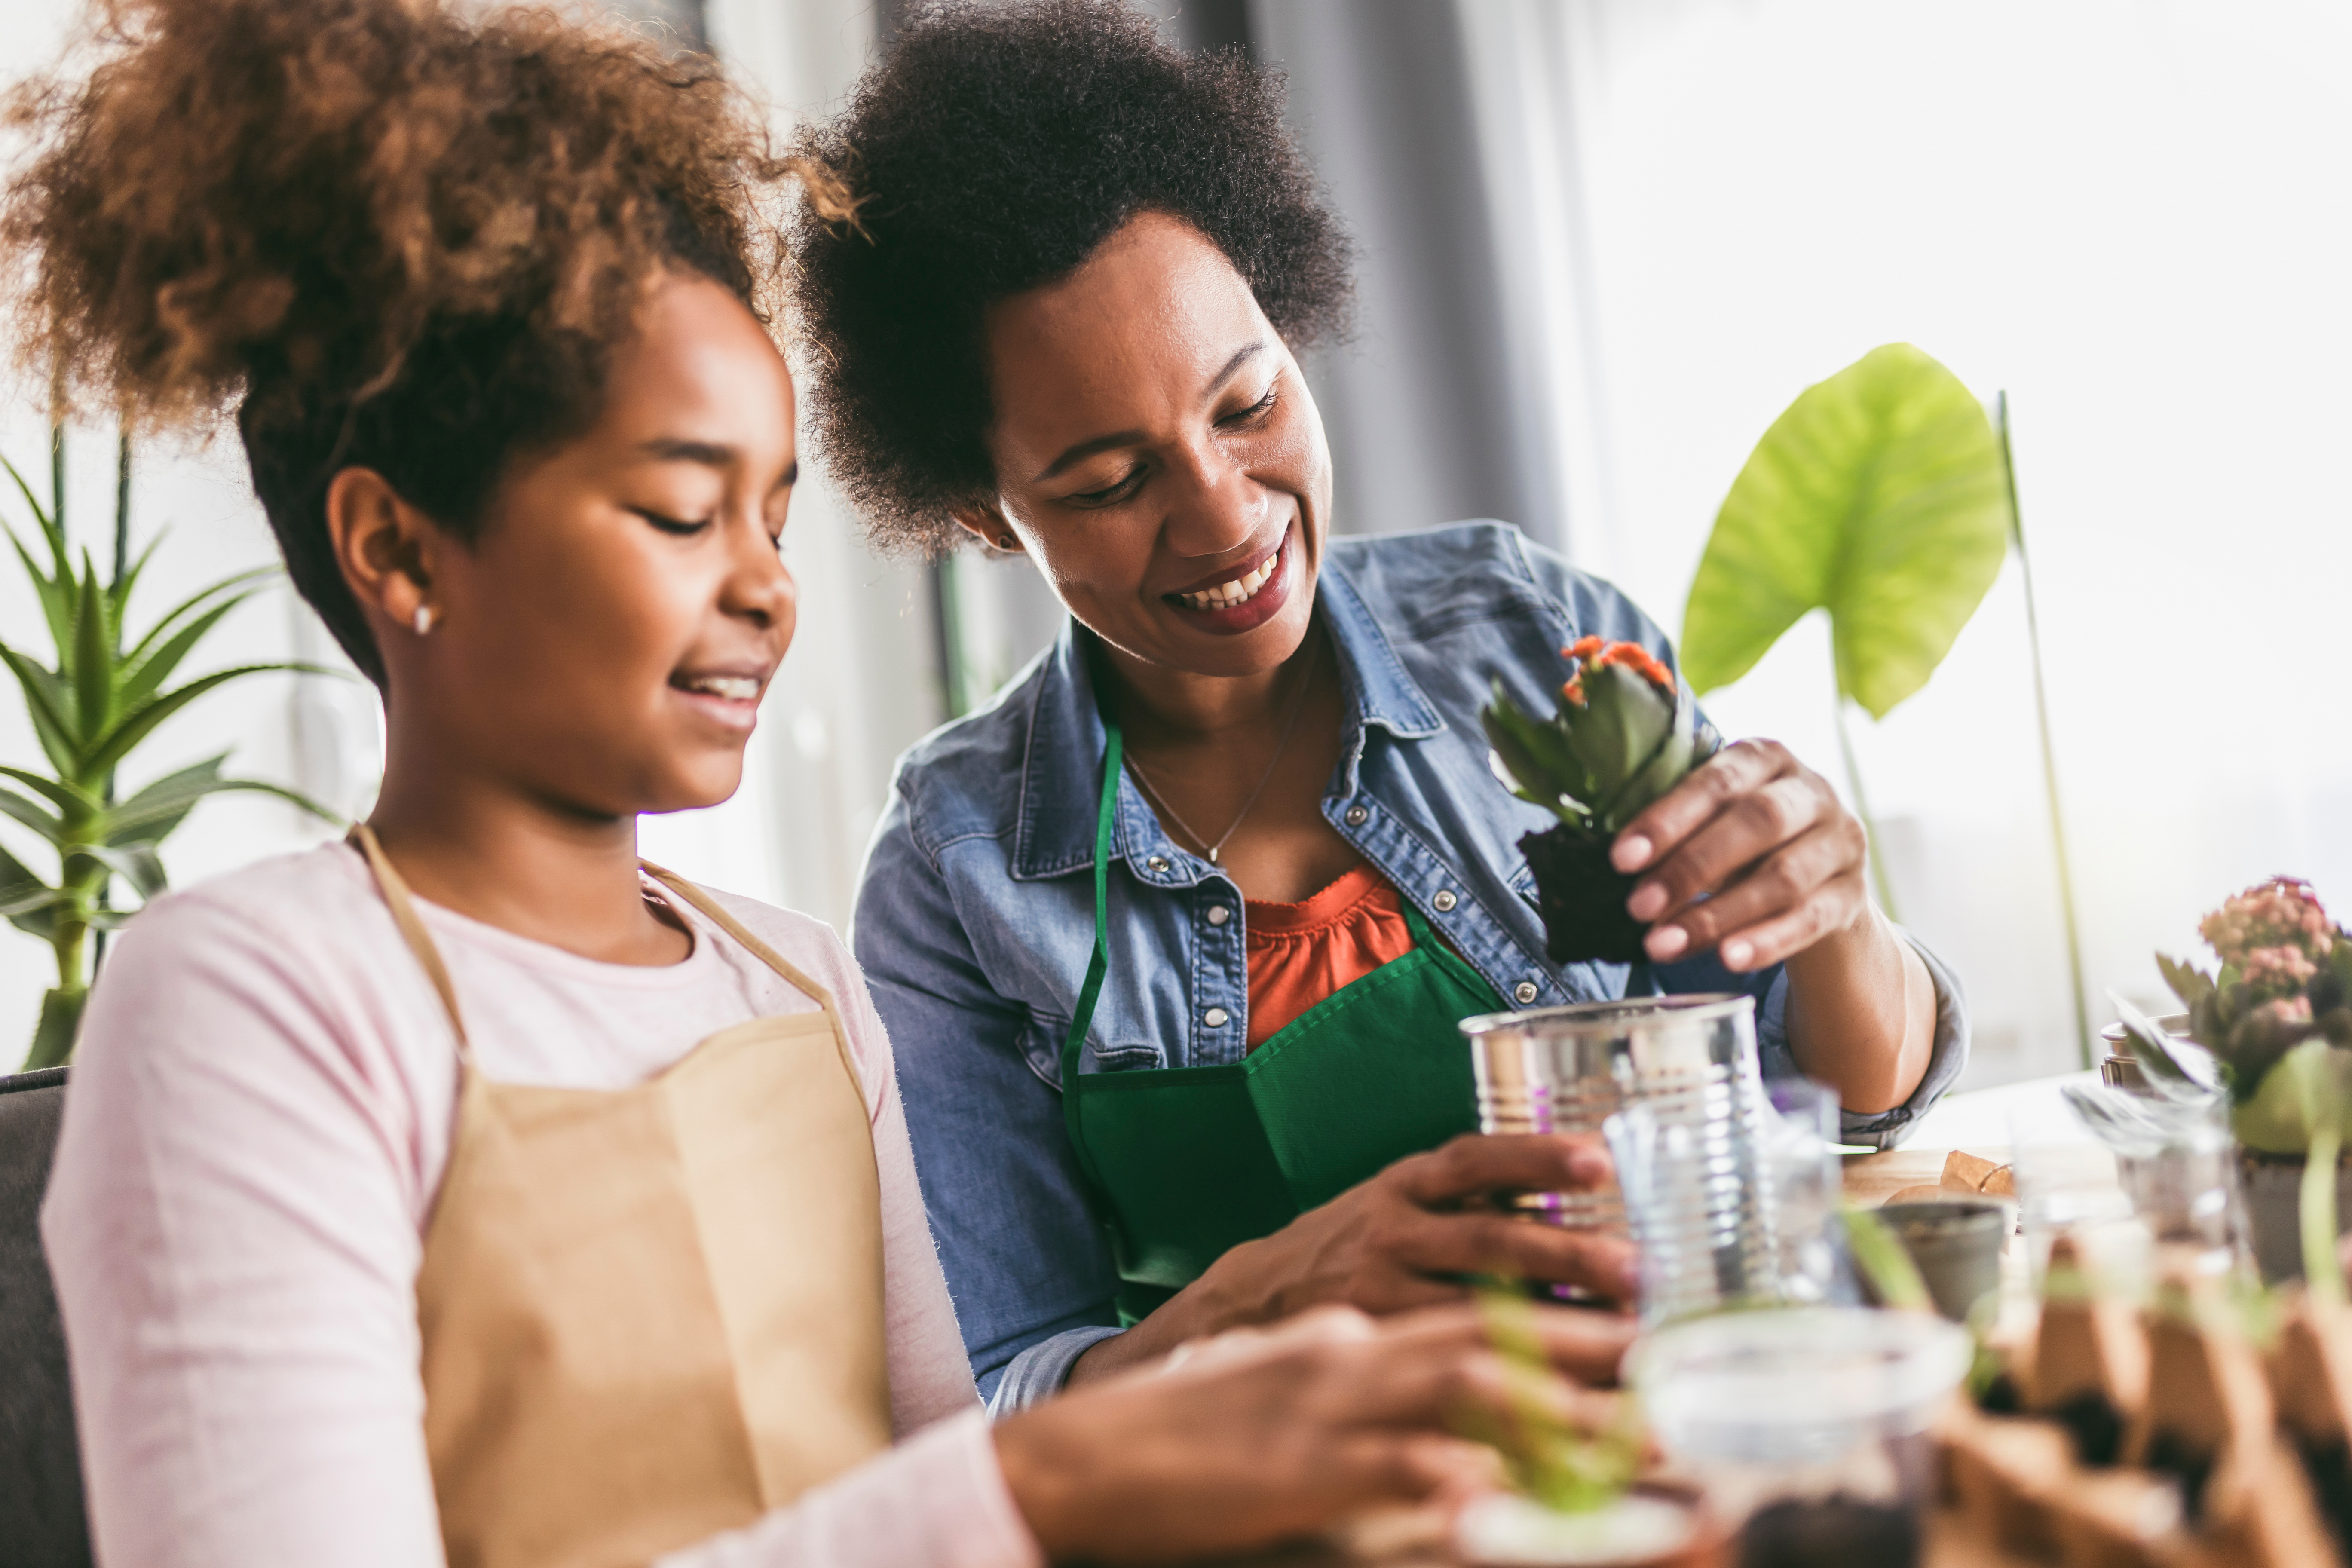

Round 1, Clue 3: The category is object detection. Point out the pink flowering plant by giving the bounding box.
[2153,878,2352,1153]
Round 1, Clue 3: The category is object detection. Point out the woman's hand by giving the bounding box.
[995,1302,1635,1564]
[1071,1134,1635,1386]
[1613,738,1935,1113]
[1611,738,1866,972]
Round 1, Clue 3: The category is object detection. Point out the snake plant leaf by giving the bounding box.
[0,787,64,847]
[1681,344,2012,719]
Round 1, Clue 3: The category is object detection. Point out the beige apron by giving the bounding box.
[350,827,892,1568]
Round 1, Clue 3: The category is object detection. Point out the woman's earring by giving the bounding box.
[996,534,1017,551]
[413,604,435,636]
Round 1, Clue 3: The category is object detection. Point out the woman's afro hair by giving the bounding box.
[790,0,1353,555]
[3,0,849,685]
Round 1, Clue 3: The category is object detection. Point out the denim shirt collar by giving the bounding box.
[1009,555,1444,883]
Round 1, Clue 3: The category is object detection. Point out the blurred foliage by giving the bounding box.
[0,432,337,1070]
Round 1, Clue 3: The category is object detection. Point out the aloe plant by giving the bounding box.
[1,427,337,1070]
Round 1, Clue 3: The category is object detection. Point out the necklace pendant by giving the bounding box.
[1205,847,1219,864]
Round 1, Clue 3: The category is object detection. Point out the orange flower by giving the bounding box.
[1561,677,1586,707]
[1562,637,1676,698]
[1564,636,1605,662]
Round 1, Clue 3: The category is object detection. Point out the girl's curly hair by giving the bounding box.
[789,0,1354,557]
[3,0,851,685]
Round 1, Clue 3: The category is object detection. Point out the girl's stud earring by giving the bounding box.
[997,534,1016,550]
[413,604,435,636]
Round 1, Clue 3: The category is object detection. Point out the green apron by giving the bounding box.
[1061,723,1505,1323]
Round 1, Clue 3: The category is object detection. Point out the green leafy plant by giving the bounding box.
[1482,637,1720,962]
[1680,346,2095,1065]
[1,429,337,1070]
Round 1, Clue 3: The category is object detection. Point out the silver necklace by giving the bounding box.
[1124,638,1320,866]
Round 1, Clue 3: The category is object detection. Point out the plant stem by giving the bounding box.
[2000,394,2092,1072]
[1832,689,1901,922]
[2306,1124,2345,1307]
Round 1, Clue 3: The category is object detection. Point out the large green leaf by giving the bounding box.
[1680,343,2012,719]
[0,787,64,847]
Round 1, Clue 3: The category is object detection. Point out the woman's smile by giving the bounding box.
[1160,517,1298,634]
[667,662,772,734]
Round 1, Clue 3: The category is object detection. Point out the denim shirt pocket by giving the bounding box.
[1020,1017,1164,1088]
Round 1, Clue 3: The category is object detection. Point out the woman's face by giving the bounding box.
[967,211,1333,680]
[388,273,799,817]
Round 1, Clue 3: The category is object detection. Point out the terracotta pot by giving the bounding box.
[2237,1148,2352,1283]
[1880,1200,2006,1322]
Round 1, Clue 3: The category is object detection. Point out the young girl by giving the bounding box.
[6,2,1627,1564]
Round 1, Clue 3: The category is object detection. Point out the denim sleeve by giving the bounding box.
[852,796,1123,1405]
[1652,926,1969,1150]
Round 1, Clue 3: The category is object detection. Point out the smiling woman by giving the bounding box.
[3,0,1634,1563]
[793,0,1969,1412]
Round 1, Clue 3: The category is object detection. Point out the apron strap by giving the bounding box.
[1058,721,1123,1192]
[349,824,472,1051]
[638,863,863,1093]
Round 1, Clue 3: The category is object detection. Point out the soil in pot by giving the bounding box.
[1520,827,1646,965]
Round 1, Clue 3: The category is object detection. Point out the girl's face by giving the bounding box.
[382,273,800,818]
[964,211,1333,682]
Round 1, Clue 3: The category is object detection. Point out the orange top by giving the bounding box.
[1244,862,1416,1048]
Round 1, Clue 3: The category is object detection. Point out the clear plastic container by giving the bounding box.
[1625,1307,1971,1568]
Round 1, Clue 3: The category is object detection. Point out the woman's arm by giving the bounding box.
[1609,739,1937,1113]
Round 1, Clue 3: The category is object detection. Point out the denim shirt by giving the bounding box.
[854,523,1970,1407]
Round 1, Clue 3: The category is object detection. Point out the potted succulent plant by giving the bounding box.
[1482,637,1721,965]
[2128,877,2352,1287]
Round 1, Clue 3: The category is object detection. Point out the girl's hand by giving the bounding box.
[993,1302,1634,1564]
[1612,738,1869,971]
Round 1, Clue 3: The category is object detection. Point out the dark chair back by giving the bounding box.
[0,1067,91,1568]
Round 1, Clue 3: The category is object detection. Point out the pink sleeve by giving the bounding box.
[42,888,450,1568]
[796,923,992,1435]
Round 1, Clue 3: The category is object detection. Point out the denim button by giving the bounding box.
[1514,981,1540,1005]
[1432,889,1458,913]
[1206,904,1231,926]
[1344,804,1369,827]
[1147,855,1170,872]
[1204,1007,1230,1027]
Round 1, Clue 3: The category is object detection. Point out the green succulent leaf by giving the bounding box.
[1680,343,2012,719]
[121,567,273,671]
[0,452,64,580]
[1565,664,1674,810]
[116,588,263,714]
[0,765,99,818]
[2157,953,2215,1013]
[103,769,340,843]
[4,527,72,661]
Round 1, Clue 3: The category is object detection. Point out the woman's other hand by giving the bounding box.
[994,1302,1634,1563]
[1613,738,1935,1113]
[1071,1133,1634,1386]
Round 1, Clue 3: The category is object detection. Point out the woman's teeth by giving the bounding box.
[680,674,760,701]
[1177,547,1280,611]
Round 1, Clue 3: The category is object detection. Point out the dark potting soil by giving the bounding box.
[1736,1495,1920,1568]
[1519,827,1647,964]
[2297,1435,2352,1560]
[2143,1431,2217,1522]
[2047,1390,2126,1467]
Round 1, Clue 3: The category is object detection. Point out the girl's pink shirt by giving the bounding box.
[40,842,1044,1568]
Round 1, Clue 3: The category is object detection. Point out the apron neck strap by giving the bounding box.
[349,823,472,1051]
[1058,721,1123,1183]
[639,862,838,1017]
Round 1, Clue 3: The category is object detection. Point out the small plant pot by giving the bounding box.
[1879,1200,2006,1322]
[2237,1148,2352,1283]
[1521,826,1647,965]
